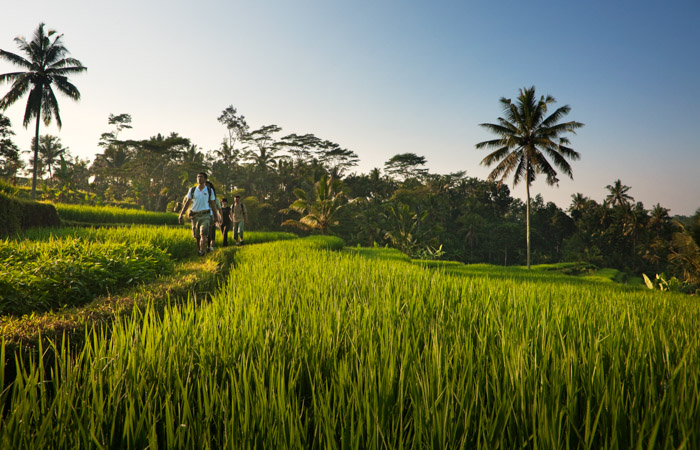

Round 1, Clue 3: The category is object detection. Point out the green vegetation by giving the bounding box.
[1,226,298,317]
[1,234,174,315]
[1,237,698,448]
[0,191,60,235]
[0,230,297,349]
[476,86,584,269]
[0,23,86,198]
[55,203,179,226]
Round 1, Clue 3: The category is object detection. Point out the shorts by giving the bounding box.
[191,213,212,240]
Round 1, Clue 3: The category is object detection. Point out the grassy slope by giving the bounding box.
[2,237,698,448]
[0,230,296,349]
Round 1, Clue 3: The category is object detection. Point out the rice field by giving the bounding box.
[1,226,297,315]
[1,236,699,448]
[54,203,179,225]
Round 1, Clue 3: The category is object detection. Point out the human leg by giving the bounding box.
[195,215,211,256]
[233,221,240,243]
[238,221,245,244]
[221,222,230,246]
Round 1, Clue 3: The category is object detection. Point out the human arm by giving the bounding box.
[210,199,222,223]
[178,197,192,224]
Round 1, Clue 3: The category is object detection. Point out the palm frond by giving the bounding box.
[52,76,81,101]
[487,151,520,184]
[280,219,311,231]
[0,50,32,70]
[23,85,43,127]
[533,154,560,185]
[43,87,62,127]
[475,138,504,150]
[545,120,584,137]
[479,145,513,167]
[540,105,571,128]
[478,123,513,139]
[0,71,30,85]
[0,76,31,110]
[555,143,580,161]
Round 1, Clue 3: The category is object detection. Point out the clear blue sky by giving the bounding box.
[2,0,699,215]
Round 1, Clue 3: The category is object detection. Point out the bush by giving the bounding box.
[0,192,60,236]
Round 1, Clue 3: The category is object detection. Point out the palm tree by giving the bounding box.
[280,175,347,235]
[0,23,86,198]
[568,193,589,219]
[476,86,583,268]
[36,134,67,185]
[605,179,633,207]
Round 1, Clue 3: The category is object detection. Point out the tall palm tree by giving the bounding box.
[0,23,86,198]
[605,179,634,207]
[476,86,583,268]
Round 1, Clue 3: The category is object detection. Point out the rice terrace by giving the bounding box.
[2,7,700,450]
[1,201,699,448]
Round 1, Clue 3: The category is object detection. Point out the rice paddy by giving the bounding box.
[1,235,698,448]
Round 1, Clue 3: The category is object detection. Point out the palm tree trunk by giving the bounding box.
[31,103,41,199]
[526,180,531,269]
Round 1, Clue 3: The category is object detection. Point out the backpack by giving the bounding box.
[189,185,212,203]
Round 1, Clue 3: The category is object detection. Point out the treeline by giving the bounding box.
[1,108,699,290]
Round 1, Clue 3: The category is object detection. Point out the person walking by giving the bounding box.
[231,195,249,245]
[220,198,232,246]
[178,172,221,256]
[206,181,223,252]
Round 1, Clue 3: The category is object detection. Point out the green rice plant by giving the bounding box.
[1,237,699,448]
[54,203,179,225]
[0,236,173,315]
[14,225,197,260]
[1,227,298,316]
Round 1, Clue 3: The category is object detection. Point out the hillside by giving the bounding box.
[2,235,699,448]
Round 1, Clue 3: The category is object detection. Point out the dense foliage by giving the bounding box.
[0,191,60,235]
[2,105,698,290]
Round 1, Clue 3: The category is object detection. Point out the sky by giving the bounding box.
[1,0,699,216]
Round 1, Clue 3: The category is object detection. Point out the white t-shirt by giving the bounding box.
[188,186,215,212]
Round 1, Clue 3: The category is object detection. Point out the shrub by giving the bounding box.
[0,192,60,236]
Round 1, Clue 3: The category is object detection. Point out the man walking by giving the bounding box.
[178,172,221,256]
[231,195,249,245]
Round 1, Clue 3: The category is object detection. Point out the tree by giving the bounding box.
[36,134,67,185]
[605,179,634,207]
[217,105,248,150]
[0,23,86,198]
[384,153,428,181]
[241,124,283,198]
[383,201,439,257]
[475,86,583,268]
[0,113,23,182]
[280,175,347,235]
[91,113,134,200]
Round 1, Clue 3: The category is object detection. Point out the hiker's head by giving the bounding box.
[234,195,241,204]
[196,172,208,184]
[221,198,228,206]
[206,181,216,194]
